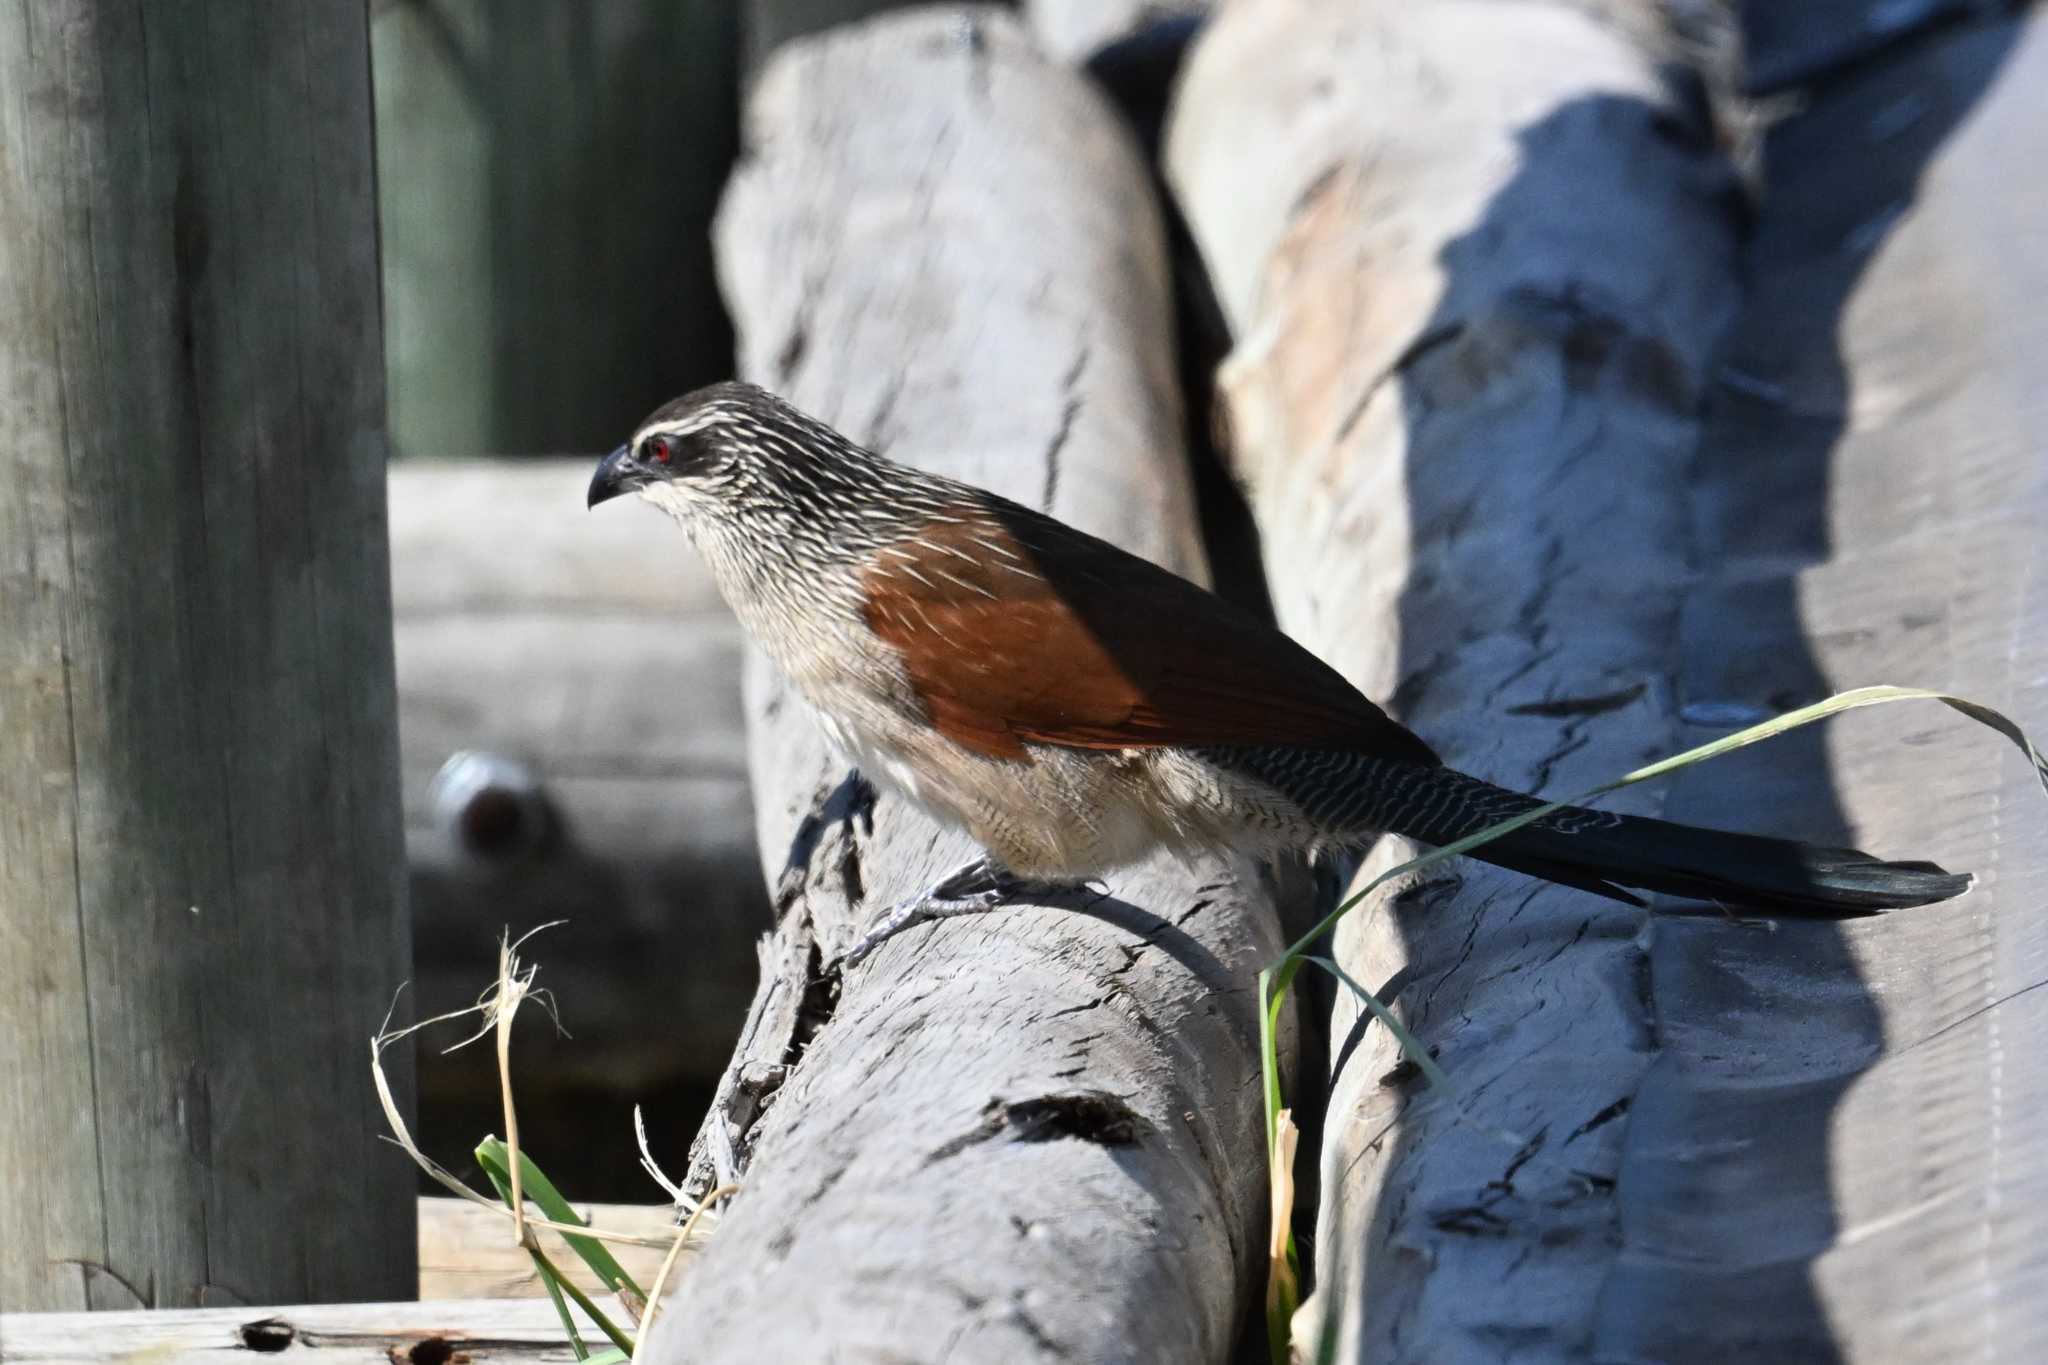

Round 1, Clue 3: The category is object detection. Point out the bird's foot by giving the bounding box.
[835,858,1086,968]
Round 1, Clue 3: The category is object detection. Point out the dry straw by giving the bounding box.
[371,923,730,1357]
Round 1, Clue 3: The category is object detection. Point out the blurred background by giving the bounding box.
[375,0,747,1202]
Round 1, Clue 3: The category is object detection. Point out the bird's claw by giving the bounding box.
[836,888,1009,969]
[832,864,1103,969]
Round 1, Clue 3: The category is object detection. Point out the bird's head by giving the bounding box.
[587,381,881,524]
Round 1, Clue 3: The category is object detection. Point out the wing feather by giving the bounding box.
[858,496,1438,767]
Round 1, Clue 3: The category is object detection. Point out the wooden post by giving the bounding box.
[640,10,1295,1360]
[0,3,412,1311]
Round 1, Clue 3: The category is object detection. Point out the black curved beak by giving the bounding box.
[587,443,641,509]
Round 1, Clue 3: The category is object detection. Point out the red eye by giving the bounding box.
[645,435,674,466]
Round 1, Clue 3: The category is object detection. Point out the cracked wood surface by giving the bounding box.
[0,3,412,1311]
[1171,0,2047,1359]
[1599,11,2048,1359]
[643,10,1294,1361]
[1170,0,1740,1357]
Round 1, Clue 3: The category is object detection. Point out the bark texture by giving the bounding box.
[1170,0,2046,1359]
[1606,10,2048,1359]
[0,3,412,1310]
[642,9,1292,1361]
[1170,0,1737,1355]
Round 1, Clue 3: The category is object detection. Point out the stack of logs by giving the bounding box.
[633,1,2048,1361]
[7,1,2039,1361]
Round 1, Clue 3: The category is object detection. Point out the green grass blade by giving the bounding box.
[526,1238,639,1356]
[482,1161,592,1360]
[1254,684,2045,1356]
[1304,955,1450,1091]
[476,1137,649,1301]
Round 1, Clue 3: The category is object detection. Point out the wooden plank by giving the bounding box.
[1168,0,1742,1357]
[1,1200,691,1356]
[416,1197,683,1301]
[0,3,412,1310]
[388,459,735,619]
[0,1299,587,1362]
[639,9,1296,1361]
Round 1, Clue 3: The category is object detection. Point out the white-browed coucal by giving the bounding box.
[588,382,1968,963]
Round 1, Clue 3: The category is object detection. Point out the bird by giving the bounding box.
[587,381,1970,964]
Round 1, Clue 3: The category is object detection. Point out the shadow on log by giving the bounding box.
[1609,10,2045,1359]
[643,9,1296,1361]
[1171,0,2044,1358]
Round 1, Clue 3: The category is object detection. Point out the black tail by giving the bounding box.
[1394,771,1971,916]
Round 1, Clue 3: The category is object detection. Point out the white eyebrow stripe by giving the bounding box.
[633,410,728,445]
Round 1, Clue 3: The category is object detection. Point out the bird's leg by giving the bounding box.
[838,856,1085,967]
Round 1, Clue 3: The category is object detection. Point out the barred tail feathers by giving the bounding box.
[1210,748,1970,915]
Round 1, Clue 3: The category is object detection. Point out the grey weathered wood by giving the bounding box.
[642,9,1294,1361]
[390,460,763,1109]
[1174,1,2048,1360]
[0,4,412,1312]
[417,1196,681,1301]
[0,1298,593,1362]
[1594,12,2048,1361]
[1169,0,1742,1357]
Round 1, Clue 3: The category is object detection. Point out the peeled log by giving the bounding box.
[1610,13,2048,1359]
[645,9,1293,1361]
[1170,0,1741,1356]
[1173,0,2048,1358]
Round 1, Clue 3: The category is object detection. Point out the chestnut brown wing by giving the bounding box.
[858,496,1438,766]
